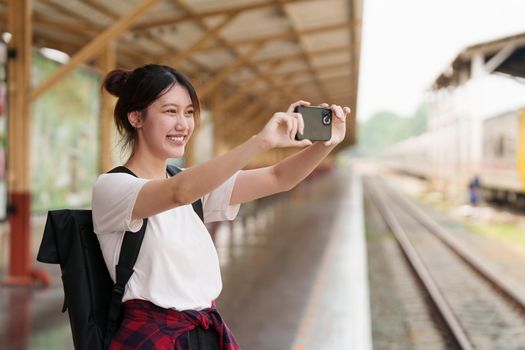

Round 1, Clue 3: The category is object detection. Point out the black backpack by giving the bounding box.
[37,165,203,350]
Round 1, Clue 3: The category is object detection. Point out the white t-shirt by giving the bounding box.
[91,171,240,311]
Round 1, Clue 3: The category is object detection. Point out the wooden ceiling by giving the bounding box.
[1,0,362,155]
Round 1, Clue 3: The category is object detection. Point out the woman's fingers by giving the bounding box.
[278,112,301,140]
[284,115,293,137]
[293,112,305,135]
[290,116,299,139]
[329,104,350,122]
[287,100,311,113]
[317,102,351,115]
[262,111,314,149]
[297,139,313,147]
[331,104,345,121]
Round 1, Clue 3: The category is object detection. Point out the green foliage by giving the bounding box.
[357,103,428,155]
[464,222,525,252]
[31,54,100,212]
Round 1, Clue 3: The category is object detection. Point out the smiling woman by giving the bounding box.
[92,63,350,349]
[103,65,200,160]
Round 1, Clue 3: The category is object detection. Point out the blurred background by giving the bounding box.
[1,0,525,349]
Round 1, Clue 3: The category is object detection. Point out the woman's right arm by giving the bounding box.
[132,110,311,220]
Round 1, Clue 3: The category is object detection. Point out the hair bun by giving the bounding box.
[103,69,131,97]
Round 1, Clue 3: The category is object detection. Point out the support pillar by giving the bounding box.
[3,0,36,286]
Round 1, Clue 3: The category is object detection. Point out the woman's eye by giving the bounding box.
[185,110,194,117]
[166,109,177,114]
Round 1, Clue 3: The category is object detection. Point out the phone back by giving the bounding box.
[295,106,332,141]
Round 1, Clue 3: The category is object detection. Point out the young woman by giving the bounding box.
[92,64,350,349]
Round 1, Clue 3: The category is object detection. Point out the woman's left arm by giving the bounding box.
[230,101,351,205]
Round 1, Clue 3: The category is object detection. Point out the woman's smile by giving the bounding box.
[167,134,187,146]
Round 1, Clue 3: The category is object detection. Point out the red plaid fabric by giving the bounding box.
[109,300,240,350]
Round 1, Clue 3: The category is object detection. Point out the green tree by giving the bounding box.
[357,103,428,155]
[31,54,100,212]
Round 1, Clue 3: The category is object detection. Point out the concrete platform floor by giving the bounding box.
[0,165,371,350]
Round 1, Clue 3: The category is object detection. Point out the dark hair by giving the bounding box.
[102,64,200,155]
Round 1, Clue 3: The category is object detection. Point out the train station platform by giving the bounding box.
[0,163,372,350]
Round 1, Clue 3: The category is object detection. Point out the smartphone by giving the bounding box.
[294,106,332,141]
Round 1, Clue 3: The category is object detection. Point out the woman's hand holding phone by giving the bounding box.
[257,100,313,149]
[257,100,351,149]
[319,103,351,146]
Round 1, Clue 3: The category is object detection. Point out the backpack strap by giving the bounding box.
[167,164,204,222]
[103,165,204,349]
[104,166,146,349]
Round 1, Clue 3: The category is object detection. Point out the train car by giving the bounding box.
[383,133,433,180]
[480,108,525,206]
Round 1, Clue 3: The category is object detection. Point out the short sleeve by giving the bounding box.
[92,173,149,234]
[202,171,241,223]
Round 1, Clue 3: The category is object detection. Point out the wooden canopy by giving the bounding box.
[1,0,361,158]
[432,31,525,90]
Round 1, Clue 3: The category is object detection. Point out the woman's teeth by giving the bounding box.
[168,136,184,142]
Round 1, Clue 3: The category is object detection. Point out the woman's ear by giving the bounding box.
[128,111,143,129]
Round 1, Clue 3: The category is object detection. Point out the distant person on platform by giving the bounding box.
[91,64,351,349]
[469,175,481,207]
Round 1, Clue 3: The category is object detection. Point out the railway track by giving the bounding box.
[365,176,525,349]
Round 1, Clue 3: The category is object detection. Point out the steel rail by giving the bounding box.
[381,178,525,316]
[365,178,474,350]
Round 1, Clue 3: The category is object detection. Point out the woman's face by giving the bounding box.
[138,84,195,159]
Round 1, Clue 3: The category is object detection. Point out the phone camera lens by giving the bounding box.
[322,110,331,125]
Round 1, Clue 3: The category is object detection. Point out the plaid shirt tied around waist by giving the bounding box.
[109,299,240,350]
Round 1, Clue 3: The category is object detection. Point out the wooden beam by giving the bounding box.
[33,29,84,54]
[217,82,293,134]
[276,0,329,102]
[82,0,118,20]
[168,0,259,105]
[271,61,352,79]
[81,2,177,67]
[39,0,95,28]
[79,0,217,84]
[222,90,282,136]
[169,1,353,109]
[218,72,298,127]
[33,15,98,38]
[198,41,267,99]
[97,42,117,173]
[251,44,354,65]
[34,11,170,68]
[30,0,160,102]
[168,11,239,67]
[213,59,285,115]
[33,17,140,68]
[240,104,281,141]
[220,96,270,138]
[275,71,353,90]
[202,21,359,51]
[33,8,202,76]
[170,0,297,109]
[132,0,315,32]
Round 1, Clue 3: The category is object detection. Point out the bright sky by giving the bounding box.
[357,0,525,121]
